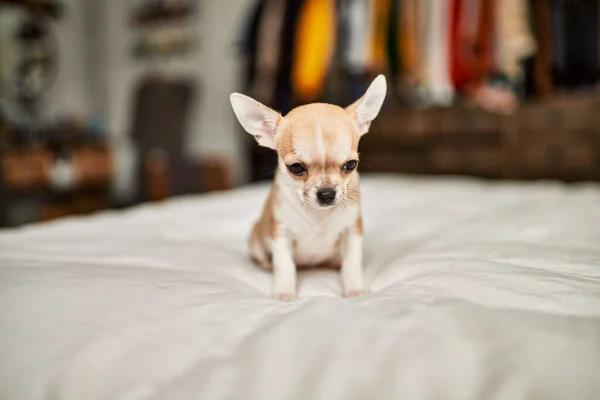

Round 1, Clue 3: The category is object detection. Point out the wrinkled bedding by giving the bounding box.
[1,174,599,400]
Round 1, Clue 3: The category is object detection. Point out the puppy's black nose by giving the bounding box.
[316,188,336,206]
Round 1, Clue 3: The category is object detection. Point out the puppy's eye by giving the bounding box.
[342,160,358,172]
[287,163,306,176]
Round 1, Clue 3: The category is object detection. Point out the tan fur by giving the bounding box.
[355,216,363,236]
[277,104,360,161]
[231,74,387,298]
[249,104,363,272]
[249,186,277,270]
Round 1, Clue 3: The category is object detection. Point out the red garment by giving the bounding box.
[450,0,468,89]
[450,0,495,93]
[472,0,495,84]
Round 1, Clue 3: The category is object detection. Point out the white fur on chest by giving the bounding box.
[274,186,359,266]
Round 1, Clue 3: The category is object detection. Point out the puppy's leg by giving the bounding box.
[270,224,297,301]
[249,222,272,270]
[340,225,366,297]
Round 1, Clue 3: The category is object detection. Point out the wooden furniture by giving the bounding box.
[360,93,600,181]
[0,144,113,226]
[0,142,232,226]
[130,75,203,203]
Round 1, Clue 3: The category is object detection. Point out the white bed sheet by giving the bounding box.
[1,174,600,400]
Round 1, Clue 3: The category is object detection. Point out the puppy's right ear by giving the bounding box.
[230,93,281,149]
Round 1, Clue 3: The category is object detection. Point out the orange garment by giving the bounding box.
[400,0,419,83]
[292,0,337,102]
[370,0,391,74]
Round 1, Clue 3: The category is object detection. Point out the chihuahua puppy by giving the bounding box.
[230,75,387,300]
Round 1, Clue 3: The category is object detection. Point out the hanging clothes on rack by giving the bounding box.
[562,0,599,87]
[530,0,553,98]
[370,0,391,75]
[386,0,401,82]
[399,0,420,86]
[458,0,519,115]
[450,0,470,91]
[292,0,337,103]
[417,0,454,107]
[341,0,371,77]
[252,0,286,105]
[339,0,373,101]
[237,0,598,117]
[239,0,305,114]
[494,0,537,83]
[239,0,266,96]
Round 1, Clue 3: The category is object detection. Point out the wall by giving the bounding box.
[44,0,92,120]
[2,0,256,202]
[101,0,255,201]
[0,0,91,122]
[188,0,255,183]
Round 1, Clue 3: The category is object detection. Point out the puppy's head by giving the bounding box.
[230,75,386,209]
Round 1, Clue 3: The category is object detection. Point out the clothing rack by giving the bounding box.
[239,0,600,182]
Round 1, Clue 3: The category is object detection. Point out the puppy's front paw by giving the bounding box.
[343,288,368,298]
[274,292,295,302]
[260,262,273,271]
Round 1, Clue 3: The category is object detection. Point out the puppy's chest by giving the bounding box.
[277,202,357,265]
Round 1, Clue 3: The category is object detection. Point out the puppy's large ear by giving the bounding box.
[230,93,282,149]
[346,74,387,135]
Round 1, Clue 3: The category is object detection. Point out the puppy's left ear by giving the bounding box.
[346,74,387,135]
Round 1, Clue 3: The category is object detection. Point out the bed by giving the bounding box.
[1,174,600,399]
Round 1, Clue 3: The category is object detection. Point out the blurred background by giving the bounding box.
[0,0,599,227]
